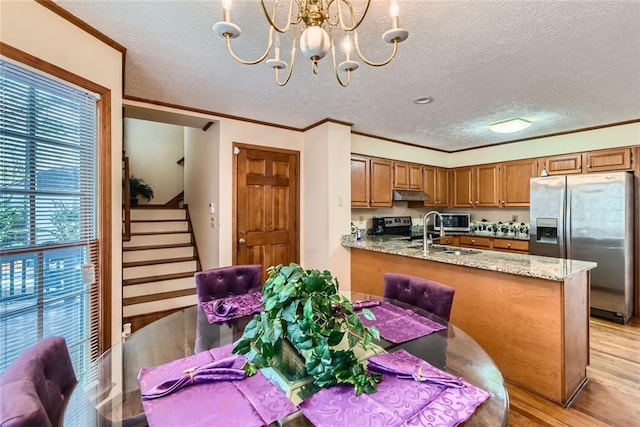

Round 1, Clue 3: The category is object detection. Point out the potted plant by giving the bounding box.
[129,176,154,206]
[233,263,382,395]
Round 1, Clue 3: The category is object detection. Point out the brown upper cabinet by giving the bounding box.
[393,162,423,190]
[453,159,537,208]
[539,153,583,175]
[501,159,538,207]
[351,155,393,208]
[584,147,632,172]
[539,147,633,175]
[452,164,501,207]
[422,166,450,207]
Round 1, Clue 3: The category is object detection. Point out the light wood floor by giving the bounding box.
[506,316,640,426]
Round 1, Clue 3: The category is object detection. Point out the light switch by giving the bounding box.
[338,197,343,207]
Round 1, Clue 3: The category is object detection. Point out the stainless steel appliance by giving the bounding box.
[376,216,413,236]
[434,213,471,232]
[529,172,634,323]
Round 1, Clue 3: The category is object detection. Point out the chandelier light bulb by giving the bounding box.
[343,34,352,61]
[221,0,232,10]
[390,0,400,28]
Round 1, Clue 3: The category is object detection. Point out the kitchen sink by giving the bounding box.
[406,244,480,255]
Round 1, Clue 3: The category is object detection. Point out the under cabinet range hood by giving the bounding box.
[392,190,431,202]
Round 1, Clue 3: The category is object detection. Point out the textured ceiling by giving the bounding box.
[55,0,640,152]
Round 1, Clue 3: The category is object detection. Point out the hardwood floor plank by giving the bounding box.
[507,316,640,427]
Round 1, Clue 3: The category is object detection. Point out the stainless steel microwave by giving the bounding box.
[434,213,471,232]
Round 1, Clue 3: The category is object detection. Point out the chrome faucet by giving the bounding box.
[423,210,445,253]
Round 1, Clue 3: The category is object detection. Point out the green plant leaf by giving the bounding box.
[361,308,375,321]
[243,362,258,377]
[368,326,380,341]
[303,297,314,320]
[327,330,344,346]
[232,338,251,355]
[282,300,299,322]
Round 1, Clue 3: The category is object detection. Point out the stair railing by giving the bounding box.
[123,157,131,241]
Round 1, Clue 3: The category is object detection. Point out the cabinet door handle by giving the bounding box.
[587,164,591,168]
[508,243,512,248]
[471,239,475,244]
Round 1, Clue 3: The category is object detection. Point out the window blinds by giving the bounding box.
[0,60,101,376]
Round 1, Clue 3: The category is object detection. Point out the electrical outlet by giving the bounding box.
[358,216,364,221]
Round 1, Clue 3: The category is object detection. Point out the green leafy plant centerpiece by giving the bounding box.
[232,263,382,395]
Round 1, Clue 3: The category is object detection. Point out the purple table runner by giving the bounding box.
[299,349,490,427]
[138,344,296,427]
[200,291,264,324]
[357,300,447,344]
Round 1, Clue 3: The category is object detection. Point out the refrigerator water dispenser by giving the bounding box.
[535,218,558,244]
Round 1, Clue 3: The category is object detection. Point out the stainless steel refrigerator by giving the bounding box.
[529,171,634,324]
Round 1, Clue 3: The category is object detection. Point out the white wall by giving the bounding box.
[303,122,352,288]
[1,0,124,346]
[124,118,184,205]
[184,125,220,269]
[449,122,640,167]
[351,133,449,166]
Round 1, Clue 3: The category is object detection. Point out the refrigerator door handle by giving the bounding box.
[566,187,571,260]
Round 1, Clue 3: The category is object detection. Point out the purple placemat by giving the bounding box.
[357,301,447,344]
[299,349,490,427]
[200,291,264,324]
[138,344,296,427]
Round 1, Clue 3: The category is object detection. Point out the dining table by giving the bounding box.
[62,292,508,426]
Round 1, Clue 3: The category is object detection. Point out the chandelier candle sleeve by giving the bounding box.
[390,0,399,29]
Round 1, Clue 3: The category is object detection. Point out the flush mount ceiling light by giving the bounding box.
[212,0,409,87]
[488,118,532,134]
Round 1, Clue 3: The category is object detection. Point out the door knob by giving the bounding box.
[238,237,246,244]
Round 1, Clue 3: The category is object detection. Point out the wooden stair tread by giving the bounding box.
[130,219,187,223]
[131,206,186,210]
[124,288,196,306]
[129,231,191,236]
[123,271,196,286]
[123,243,193,251]
[123,256,196,268]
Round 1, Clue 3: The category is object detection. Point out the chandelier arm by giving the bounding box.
[260,0,295,33]
[274,26,297,86]
[330,35,350,88]
[353,29,399,67]
[225,29,274,65]
[332,0,371,32]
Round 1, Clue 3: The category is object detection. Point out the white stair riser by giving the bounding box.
[131,209,186,221]
[123,294,198,318]
[124,246,194,263]
[131,221,188,233]
[123,260,197,280]
[124,233,191,247]
[123,277,195,298]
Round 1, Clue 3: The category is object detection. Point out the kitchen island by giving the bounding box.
[342,235,597,406]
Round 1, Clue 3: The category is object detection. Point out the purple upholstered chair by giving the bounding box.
[194,264,263,303]
[0,336,77,427]
[383,273,456,322]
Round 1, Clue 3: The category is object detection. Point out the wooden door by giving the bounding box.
[435,168,450,207]
[234,144,299,276]
[370,158,393,207]
[502,159,537,206]
[422,166,436,207]
[452,167,474,208]
[475,163,501,207]
[350,155,370,207]
[584,148,632,172]
[408,164,423,190]
[393,161,409,189]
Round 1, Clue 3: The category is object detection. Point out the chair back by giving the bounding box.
[0,336,77,427]
[383,273,455,321]
[194,264,263,303]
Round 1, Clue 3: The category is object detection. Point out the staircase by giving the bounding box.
[122,207,200,328]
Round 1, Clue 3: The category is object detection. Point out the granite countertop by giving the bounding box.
[341,235,597,281]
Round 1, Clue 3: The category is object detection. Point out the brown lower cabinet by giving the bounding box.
[436,235,530,253]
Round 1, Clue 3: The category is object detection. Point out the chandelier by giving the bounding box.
[212,0,409,87]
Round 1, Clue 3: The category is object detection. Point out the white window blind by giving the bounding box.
[0,60,101,375]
